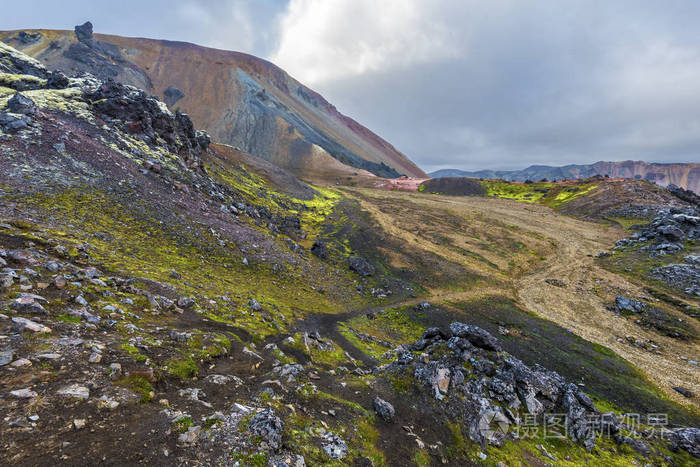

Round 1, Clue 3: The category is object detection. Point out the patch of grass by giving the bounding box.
[413,449,432,466]
[56,313,82,324]
[231,452,268,467]
[173,416,193,433]
[606,217,650,231]
[120,342,148,363]
[165,355,199,380]
[115,374,154,403]
[388,372,415,394]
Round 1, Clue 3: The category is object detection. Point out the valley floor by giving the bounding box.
[357,190,699,408]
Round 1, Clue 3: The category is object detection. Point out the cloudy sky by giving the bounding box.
[4,0,700,172]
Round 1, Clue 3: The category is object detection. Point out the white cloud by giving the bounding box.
[270,0,461,84]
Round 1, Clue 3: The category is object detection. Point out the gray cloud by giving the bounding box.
[3,1,700,172]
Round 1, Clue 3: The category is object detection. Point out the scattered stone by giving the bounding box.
[10,293,47,314]
[98,396,120,410]
[373,397,395,422]
[10,388,37,399]
[178,426,201,445]
[0,350,13,366]
[545,278,567,287]
[668,427,700,458]
[57,384,90,400]
[11,358,31,368]
[311,239,329,259]
[619,436,651,457]
[36,353,61,360]
[108,363,122,380]
[7,93,36,115]
[0,273,14,289]
[321,432,348,459]
[242,346,263,360]
[89,352,102,363]
[73,419,87,430]
[248,299,262,311]
[12,317,51,333]
[269,454,306,467]
[348,256,375,277]
[672,386,695,398]
[449,322,501,351]
[432,367,451,400]
[203,374,243,386]
[8,250,33,264]
[615,295,646,314]
[248,409,284,451]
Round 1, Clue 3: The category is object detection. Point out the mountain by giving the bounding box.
[0,23,426,180]
[430,160,700,193]
[2,37,699,466]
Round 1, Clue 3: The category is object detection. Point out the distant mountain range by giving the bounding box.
[430,160,700,193]
[0,23,426,179]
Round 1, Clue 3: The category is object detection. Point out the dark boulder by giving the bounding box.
[8,93,36,115]
[372,397,395,422]
[348,256,375,277]
[614,295,646,314]
[74,21,95,44]
[672,386,695,398]
[163,86,185,107]
[86,80,209,168]
[248,409,284,451]
[47,71,70,89]
[449,322,501,351]
[0,113,31,133]
[668,428,700,458]
[311,239,329,259]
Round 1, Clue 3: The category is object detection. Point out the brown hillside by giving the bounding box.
[0,25,426,180]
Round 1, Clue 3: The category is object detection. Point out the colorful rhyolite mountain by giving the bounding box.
[431,160,700,193]
[0,22,426,179]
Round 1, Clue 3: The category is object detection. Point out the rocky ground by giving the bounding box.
[1,41,699,466]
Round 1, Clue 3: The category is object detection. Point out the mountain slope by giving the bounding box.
[2,40,699,466]
[431,160,700,193]
[0,23,426,180]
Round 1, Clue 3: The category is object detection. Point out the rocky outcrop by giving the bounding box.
[86,80,209,169]
[615,207,699,257]
[380,322,698,457]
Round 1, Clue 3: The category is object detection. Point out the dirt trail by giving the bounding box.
[345,189,699,408]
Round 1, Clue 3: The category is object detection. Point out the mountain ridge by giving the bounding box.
[0,24,426,180]
[430,160,700,193]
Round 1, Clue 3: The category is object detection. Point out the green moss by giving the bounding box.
[120,342,148,363]
[8,188,345,339]
[388,373,415,394]
[445,421,475,460]
[231,452,268,467]
[115,374,154,403]
[606,217,650,231]
[592,343,615,357]
[413,449,431,466]
[355,418,386,466]
[173,416,193,433]
[56,313,82,324]
[165,355,199,380]
[480,180,599,208]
